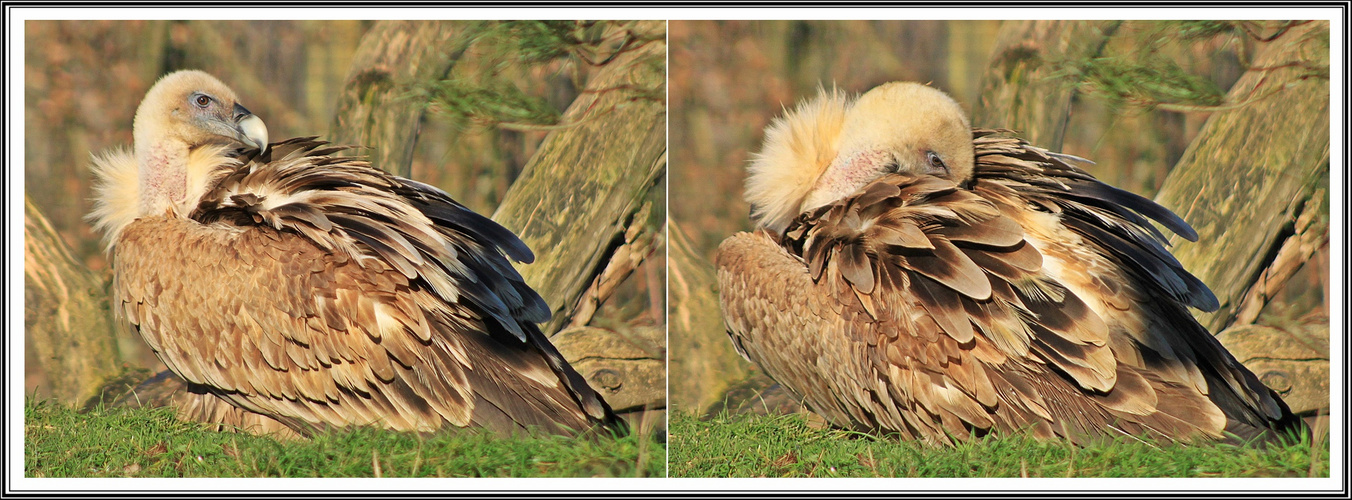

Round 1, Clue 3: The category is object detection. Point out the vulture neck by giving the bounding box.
[132,117,190,218]
[803,148,892,214]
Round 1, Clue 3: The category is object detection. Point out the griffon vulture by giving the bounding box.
[717,81,1304,446]
[89,70,625,439]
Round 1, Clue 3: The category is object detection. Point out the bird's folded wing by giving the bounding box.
[970,130,1287,430]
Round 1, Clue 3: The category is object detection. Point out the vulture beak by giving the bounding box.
[232,103,269,152]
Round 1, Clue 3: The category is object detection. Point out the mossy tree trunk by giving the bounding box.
[1152,22,1329,415]
[1152,21,1330,333]
[491,20,667,337]
[23,197,125,406]
[488,21,667,414]
[329,21,474,177]
[972,20,1122,149]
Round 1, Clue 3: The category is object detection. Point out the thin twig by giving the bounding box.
[371,449,383,478]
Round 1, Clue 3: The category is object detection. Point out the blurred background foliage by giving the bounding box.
[24,20,665,415]
[668,20,1329,418]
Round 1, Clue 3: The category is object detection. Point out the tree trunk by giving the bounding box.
[1152,22,1329,416]
[492,20,667,337]
[971,20,1121,149]
[668,221,761,413]
[23,197,125,405]
[1152,21,1330,334]
[1214,323,1328,416]
[328,21,474,177]
[551,325,665,414]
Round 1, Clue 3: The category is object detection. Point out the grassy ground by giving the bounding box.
[24,399,664,478]
[669,411,1328,478]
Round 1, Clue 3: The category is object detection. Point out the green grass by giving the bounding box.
[24,399,664,478]
[669,411,1328,478]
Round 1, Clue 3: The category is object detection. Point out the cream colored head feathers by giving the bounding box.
[131,70,268,157]
[746,82,974,233]
[89,70,269,252]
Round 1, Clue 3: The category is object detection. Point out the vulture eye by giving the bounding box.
[925,151,948,175]
[194,94,211,108]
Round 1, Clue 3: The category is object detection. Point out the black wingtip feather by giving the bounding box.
[1063,215,1219,312]
[392,178,536,264]
[1104,183,1200,242]
[1190,281,1221,312]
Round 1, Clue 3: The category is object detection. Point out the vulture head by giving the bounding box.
[127,70,269,219]
[746,82,973,233]
[134,70,269,153]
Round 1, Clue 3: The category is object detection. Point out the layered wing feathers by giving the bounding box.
[971,130,1217,312]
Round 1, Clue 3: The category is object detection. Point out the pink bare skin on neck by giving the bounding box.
[805,149,891,213]
[137,139,188,216]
